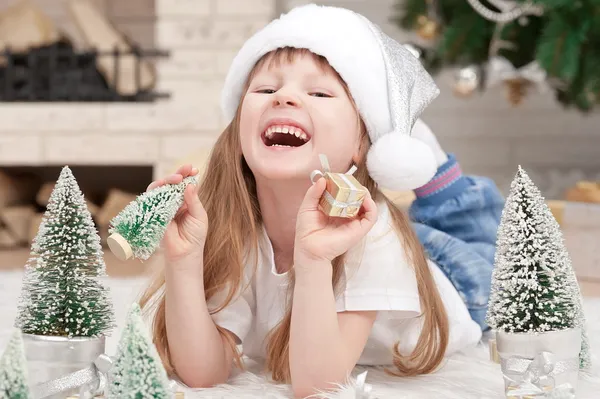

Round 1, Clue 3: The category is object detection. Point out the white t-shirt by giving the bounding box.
[207,201,482,365]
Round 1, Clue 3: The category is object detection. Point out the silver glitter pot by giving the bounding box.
[22,334,106,399]
[497,328,581,398]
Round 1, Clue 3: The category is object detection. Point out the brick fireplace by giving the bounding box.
[0,0,275,252]
[0,0,274,177]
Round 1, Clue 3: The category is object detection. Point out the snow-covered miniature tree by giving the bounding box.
[487,166,577,331]
[15,166,114,338]
[108,303,171,399]
[0,330,31,399]
[540,193,592,369]
[486,166,590,367]
[107,175,198,261]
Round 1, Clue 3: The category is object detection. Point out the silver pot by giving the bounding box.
[497,328,581,398]
[22,334,106,399]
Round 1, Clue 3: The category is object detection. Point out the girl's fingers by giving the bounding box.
[175,164,199,178]
[173,203,188,221]
[165,173,184,185]
[299,177,326,213]
[184,184,205,221]
[359,192,378,230]
[175,164,193,177]
[146,179,165,192]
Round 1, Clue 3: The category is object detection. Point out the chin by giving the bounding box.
[251,156,314,182]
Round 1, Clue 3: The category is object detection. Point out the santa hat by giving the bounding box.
[220,4,439,191]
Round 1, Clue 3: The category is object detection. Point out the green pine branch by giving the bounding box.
[536,13,589,81]
[391,0,600,112]
[530,0,578,8]
[440,14,494,65]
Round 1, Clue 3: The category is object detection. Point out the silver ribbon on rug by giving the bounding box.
[501,351,578,398]
[30,353,112,399]
[353,370,373,399]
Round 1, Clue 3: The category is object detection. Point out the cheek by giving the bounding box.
[239,97,262,142]
[312,101,361,170]
[316,101,360,146]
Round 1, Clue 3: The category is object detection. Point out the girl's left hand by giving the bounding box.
[294,177,378,267]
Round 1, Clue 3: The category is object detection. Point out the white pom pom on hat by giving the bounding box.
[220,4,439,191]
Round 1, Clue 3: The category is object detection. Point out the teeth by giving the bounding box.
[265,124,309,141]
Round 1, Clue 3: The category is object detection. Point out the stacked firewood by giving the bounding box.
[0,169,136,249]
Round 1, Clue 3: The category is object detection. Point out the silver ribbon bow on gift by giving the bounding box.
[501,351,577,398]
[310,154,362,216]
[487,56,549,91]
[31,354,113,399]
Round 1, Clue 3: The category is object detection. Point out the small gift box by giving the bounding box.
[310,154,368,218]
[565,181,600,204]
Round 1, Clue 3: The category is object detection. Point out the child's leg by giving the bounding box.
[409,154,505,263]
[412,222,493,330]
[406,151,505,330]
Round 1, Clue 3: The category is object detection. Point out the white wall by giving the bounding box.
[284,0,600,198]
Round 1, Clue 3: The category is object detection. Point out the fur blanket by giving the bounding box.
[1,271,599,398]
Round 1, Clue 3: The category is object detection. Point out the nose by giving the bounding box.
[272,88,300,108]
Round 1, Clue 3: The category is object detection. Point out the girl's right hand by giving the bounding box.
[146,164,208,264]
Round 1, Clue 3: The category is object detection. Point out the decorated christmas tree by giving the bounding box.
[15,166,114,338]
[108,303,171,399]
[486,166,590,368]
[107,175,198,261]
[0,330,30,399]
[394,0,600,111]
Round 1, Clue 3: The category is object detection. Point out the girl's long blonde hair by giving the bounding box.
[139,47,449,383]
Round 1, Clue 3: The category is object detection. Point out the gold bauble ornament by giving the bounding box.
[453,66,480,97]
[504,78,531,106]
[416,14,440,40]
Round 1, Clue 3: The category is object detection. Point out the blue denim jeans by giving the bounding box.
[408,154,505,330]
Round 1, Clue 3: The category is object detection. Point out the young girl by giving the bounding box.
[139,4,504,398]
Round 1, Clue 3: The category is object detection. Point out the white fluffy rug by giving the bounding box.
[1,270,600,399]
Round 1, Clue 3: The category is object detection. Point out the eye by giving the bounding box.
[310,92,332,98]
[256,88,276,94]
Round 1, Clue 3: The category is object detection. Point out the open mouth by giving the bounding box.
[262,125,310,148]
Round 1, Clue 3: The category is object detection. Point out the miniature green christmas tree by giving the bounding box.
[540,194,592,369]
[15,166,114,338]
[108,303,171,399]
[0,330,31,399]
[107,175,198,261]
[486,166,590,368]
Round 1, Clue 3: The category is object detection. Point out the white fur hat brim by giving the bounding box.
[220,4,440,191]
[221,4,390,138]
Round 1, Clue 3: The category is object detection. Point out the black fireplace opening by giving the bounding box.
[0,39,169,102]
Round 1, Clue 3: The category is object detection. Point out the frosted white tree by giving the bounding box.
[0,329,31,399]
[107,175,198,261]
[486,166,590,368]
[15,166,114,337]
[108,303,171,399]
[540,194,592,369]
